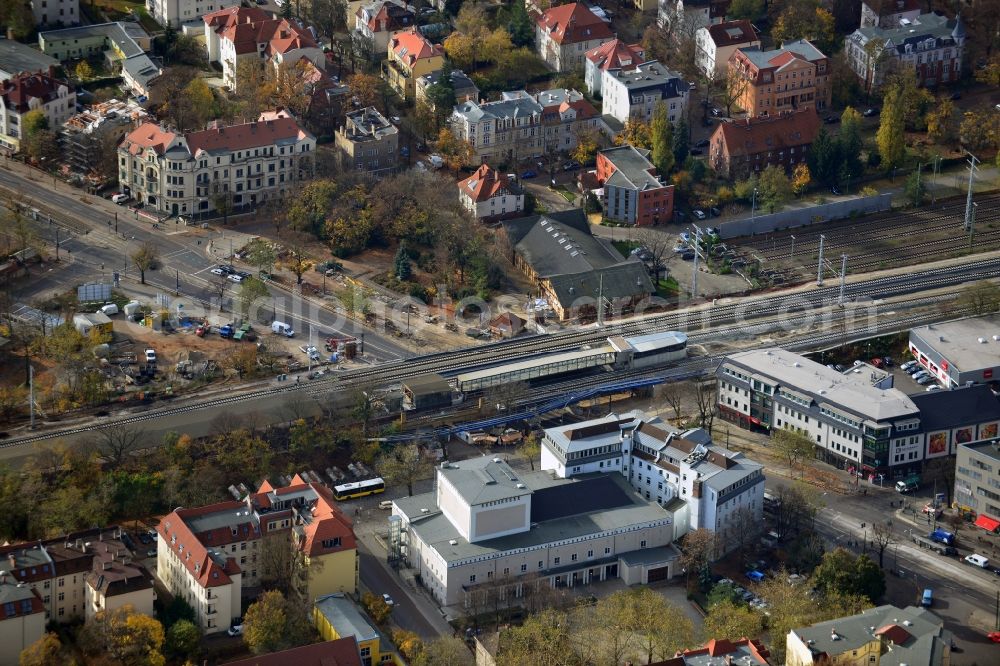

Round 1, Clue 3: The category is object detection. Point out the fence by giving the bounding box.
[718,193,893,239]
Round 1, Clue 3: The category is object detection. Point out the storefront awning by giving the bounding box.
[974,514,1000,533]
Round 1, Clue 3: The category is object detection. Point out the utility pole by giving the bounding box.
[54,226,60,261]
[175,269,180,294]
[691,226,701,300]
[964,151,979,231]
[969,202,978,252]
[816,234,825,286]
[790,235,796,261]
[750,188,758,235]
[839,254,848,305]
[597,273,604,326]
[28,365,34,429]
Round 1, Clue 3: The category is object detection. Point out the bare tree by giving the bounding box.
[678,528,716,588]
[871,520,894,568]
[634,228,673,283]
[130,242,158,285]
[210,273,230,312]
[376,443,432,496]
[723,65,750,116]
[257,532,321,600]
[91,424,146,470]
[484,381,528,414]
[691,379,717,434]
[661,382,685,423]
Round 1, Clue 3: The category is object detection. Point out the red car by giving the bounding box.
[988,631,1000,643]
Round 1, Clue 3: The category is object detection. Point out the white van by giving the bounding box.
[378,500,393,510]
[964,553,990,568]
[100,303,119,316]
[271,321,294,337]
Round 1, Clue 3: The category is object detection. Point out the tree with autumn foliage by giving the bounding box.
[435,128,475,169]
[348,72,382,110]
[615,119,651,150]
[791,163,811,196]
[80,605,165,666]
[771,0,837,54]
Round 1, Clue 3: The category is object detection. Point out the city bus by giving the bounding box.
[333,477,386,500]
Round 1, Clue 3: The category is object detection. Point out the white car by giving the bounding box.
[227,624,243,637]
[144,349,156,363]
[111,193,129,204]
[227,272,248,283]
[382,593,395,607]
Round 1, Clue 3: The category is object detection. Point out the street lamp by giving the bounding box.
[750,187,759,235]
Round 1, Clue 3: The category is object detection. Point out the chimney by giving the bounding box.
[7,554,14,569]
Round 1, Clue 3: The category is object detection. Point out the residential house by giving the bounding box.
[117,109,316,217]
[30,0,78,27]
[415,68,478,112]
[203,7,324,92]
[313,594,402,665]
[334,106,398,177]
[457,163,524,220]
[954,438,1000,532]
[718,347,1000,480]
[594,144,674,226]
[0,527,154,626]
[650,638,771,666]
[488,312,527,338]
[353,0,415,62]
[499,209,654,321]
[708,110,820,179]
[157,475,358,634]
[0,572,45,665]
[601,60,689,126]
[786,605,951,666]
[0,69,75,154]
[658,0,731,31]
[728,39,831,117]
[148,0,241,28]
[535,3,614,72]
[860,0,921,29]
[695,19,759,79]
[0,38,60,80]
[541,410,765,554]
[450,88,599,166]
[846,12,965,90]
[38,22,160,97]
[392,455,678,609]
[383,27,444,101]
[584,39,645,97]
[226,637,363,666]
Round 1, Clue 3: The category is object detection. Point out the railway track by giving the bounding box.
[4,261,988,448]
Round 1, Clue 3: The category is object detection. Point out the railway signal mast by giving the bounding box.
[963,151,978,233]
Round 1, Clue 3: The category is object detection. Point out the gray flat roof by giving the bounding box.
[399,473,671,563]
[962,438,1000,463]
[725,348,918,423]
[617,544,678,566]
[455,345,614,383]
[437,457,533,505]
[909,315,1000,373]
[0,38,59,78]
[314,594,378,643]
[402,373,451,395]
[623,330,687,353]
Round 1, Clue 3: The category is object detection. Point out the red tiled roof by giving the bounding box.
[768,50,802,68]
[876,624,915,647]
[712,110,820,160]
[705,20,758,48]
[360,0,414,33]
[536,3,612,45]
[203,6,269,29]
[560,98,597,119]
[121,123,178,156]
[225,637,362,666]
[585,39,645,71]
[0,71,69,113]
[185,115,310,155]
[390,28,444,67]
[207,7,317,57]
[458,164,513,203]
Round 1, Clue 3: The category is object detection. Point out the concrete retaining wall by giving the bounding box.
[718,193,893,239]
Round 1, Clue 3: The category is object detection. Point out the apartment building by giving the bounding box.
[62,98,149,181]
[457,164,524,221]
[30,0,78,27]
[117,109,316,217]
[38,22,160,97]
[535,3,614,72]
[719,348,1000,479]
[149,0,240,28]
[708,110,820,179]
[450,88,599,166]
[728,40,831,118]
[601,60,689,125]
[584,39,645,97]
[594,144,673,226]
[353,0,415,61]
[158,475,358,634]
[541,410,764,554]
[203,7,324,92]
[0,69,75,154]
[658,638,771,666]
[334,106,398,177]
[786,605,951,666]
[658,0,730,31]
[695,19,759,78]
[846,12,965,90]
[0,572,45,665]
[415,68,478,112]
[0,527,154,626]
[860,0,921,29]
[383,27,444,101]
[955,438,1000,533]
[392,456,678,608]
[313,594,401,665]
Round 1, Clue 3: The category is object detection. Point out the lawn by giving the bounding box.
[612,239,640,257]
[555,187,577,203]
[655,276,679,298]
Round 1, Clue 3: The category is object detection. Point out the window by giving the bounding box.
[554,557,560,565]
[640,540,647,548]
[469,574,476,583]
[571,554,578,562]
[521,564,527,572]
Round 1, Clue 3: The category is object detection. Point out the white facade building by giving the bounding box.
[0,70,75,154]
[148,0,241,28]
[541,410,765,553]
[601,60,689,125]
[117,109,315,217]
[695,20,759,78]
[30,0,78,27]
[393,456,679,608]
[456,164,524,220]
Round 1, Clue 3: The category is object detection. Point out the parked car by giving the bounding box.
[709,206,721,217]
[111,192,129,204]
[562,160,581,171]
[227,624,243,637]
[678,231,692,243]
[146,548,157,557]
[521,170,537,179]
[382,593,395,607]
[863,108,879,117]
[228,272,249,283]
[692,209,707,220]
[144,349,156,363]
[694,138,710,148]
[211,265,235,276]
[901,360,916,371]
